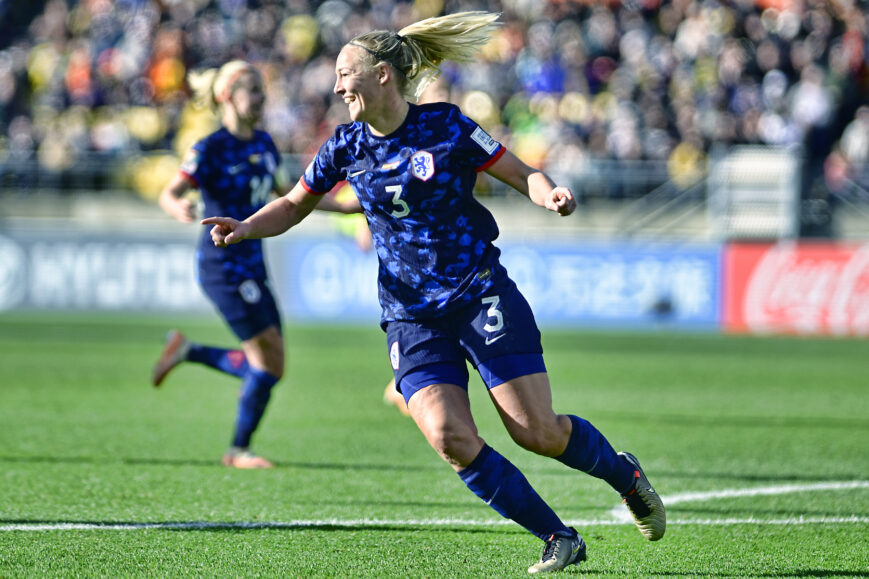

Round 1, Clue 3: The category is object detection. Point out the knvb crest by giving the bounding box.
[410,151,435,181]
[390,341,400,370]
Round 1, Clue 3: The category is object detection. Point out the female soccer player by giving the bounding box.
[202,14,665,572]
[153,60,355,469]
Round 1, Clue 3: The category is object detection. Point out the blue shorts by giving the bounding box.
[200,278,282,341]
[385,282,546,404]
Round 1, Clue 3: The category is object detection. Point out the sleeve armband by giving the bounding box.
[475,146,506,173]
[179,171,199,187]
[300,177,328,195]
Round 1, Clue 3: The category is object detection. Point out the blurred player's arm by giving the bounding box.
[159,173,197,223]
[484,149,575,217]
[203,179,324,247]
[314,190,362,214]
[274,161,360,214]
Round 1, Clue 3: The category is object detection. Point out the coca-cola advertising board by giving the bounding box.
[724,242,869,335]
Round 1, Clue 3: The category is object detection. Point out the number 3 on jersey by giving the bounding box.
[387,184,409,218]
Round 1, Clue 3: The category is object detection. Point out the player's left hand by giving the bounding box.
[546,187,576,216]
[201,216,247,247]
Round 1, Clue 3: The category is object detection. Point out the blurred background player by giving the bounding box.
[383,378,409,416]
[152,60,357,468]
[201,12,665,573]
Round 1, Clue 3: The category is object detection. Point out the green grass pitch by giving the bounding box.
[1,312,867,577]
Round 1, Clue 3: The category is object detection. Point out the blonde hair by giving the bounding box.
[349,11,500,102]
[187,60,256,112]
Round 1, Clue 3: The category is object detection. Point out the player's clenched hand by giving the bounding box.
[201,216,248,247]
[165,197,197,223]
[545,187,576,216]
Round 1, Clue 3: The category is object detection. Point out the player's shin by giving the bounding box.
[232,368,279,447]
[458,444,573,541]
[555,415,635,494]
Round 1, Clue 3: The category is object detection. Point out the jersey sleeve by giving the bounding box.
[179,140,208,187]
[302,131,346,195]
[452,109,506,172]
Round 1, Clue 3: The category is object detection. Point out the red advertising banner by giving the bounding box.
[724,242,869,335]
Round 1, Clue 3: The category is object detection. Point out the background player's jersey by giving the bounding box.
[303,102,509,322]
[181,128,280,284]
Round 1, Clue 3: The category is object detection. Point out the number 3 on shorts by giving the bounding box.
[482,295,503,333]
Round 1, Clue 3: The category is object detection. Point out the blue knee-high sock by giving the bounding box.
[458,444,573,541]
[555,415,635,494]
[231,368,279,448]
[187,344,249,378]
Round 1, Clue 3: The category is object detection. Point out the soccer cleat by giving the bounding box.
[619,452,666,541]
[151,330,190,387]
[527,528,586,574]
[383,379,411,417]
[221,448,274,469]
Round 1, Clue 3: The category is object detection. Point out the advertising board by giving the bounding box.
[0,231,209,312]
[282,238,722,329]
[723,242,869,335]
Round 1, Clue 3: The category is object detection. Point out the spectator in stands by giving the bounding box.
[825,104,869,201]
[0,1,866,202]
[840,105,869,169]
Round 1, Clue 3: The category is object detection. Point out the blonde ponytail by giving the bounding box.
[187,60,255,112]
[349,11,500,101]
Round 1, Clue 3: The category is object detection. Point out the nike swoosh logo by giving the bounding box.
[349,169,366,177]
[485,484,501,505]
[485,334,506,345]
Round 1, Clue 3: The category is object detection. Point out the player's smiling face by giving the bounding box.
[334,46,383,123]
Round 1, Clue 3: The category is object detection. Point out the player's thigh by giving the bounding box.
[408,382,483,470]
[386,319,482,467]
[488,372,556,428]
[488,372,571,456]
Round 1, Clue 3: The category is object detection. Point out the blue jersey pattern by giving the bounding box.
[182,128,280,284]
[304,102,508,322]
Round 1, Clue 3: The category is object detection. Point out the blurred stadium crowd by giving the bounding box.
[0,0,866,201]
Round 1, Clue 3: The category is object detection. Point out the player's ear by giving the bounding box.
[377,63,391,85]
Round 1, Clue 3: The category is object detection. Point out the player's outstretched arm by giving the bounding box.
[485,149,576,216]
[202,180,323,247]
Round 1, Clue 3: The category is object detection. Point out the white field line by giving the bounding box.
[609,479,869,522]
[0,516,868,532]
[4,481,868,533]
[665,480,869,505]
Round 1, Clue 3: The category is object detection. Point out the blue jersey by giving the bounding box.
[303,102,509,322]
[181,127,280,284]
